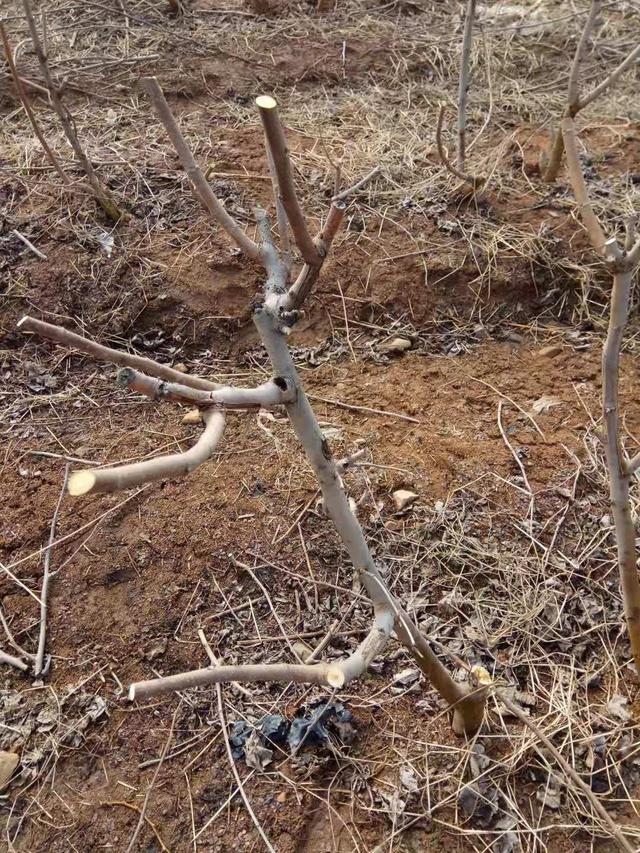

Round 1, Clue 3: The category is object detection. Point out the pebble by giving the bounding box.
[379,337,412,355]
[537,344,563,358]
[182,409,202,424]
[392,489,418,511]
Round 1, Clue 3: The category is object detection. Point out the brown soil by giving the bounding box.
[1,1,640,851]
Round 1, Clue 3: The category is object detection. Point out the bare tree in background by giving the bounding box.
[543,1,640,182]
[561,116,640,676]
[435,0,485,192]
[19,86,489,736]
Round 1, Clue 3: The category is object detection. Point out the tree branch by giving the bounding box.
[0,22,69,187]
[568,0,601,110]
[141,77,261,260]
[34,465,69,677]
[287,201,346,309]
[117,367,295,409]
[331,165,381,202]
[68,409,225,496]
[18,316,219,392]
[255,96,321,267]
[435,105,484,190]
[578,42,640,111]
[457,0,476,171]
[22,0,122,221]
[560,118,620,260]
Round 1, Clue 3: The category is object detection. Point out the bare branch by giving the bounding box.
[21,0,122,221]
[628,235,640,267]
[130,660,338,700]
[0,22,69,187]
[117,367,295,409]
[560,118,620,260]
[624,215,638,252]
[68,410,225,496]
[34,465,69,677]
[497,691,635,853]
[0,650,29,672]
[263,134,291,270]
[457,0,476,171]
[568,0,601,110]
[255,96,321,266]
[18,316,219,392]
[578,42,640,111]
[141,77,261,260]
[332,165,382,202]
[287,201,346,309]
[626,452,640,476]
[435,105,484,190]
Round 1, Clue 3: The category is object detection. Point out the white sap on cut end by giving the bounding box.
[255,95,277,110]
[68,470,96,496]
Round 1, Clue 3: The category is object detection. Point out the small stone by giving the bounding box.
[392,490,418,511]
[182,409,202,424]
[173,362,187,372]
[276,791,287,803]
[0,752,19,790]
[537,344,563,358]
[145,638,167,661]
[379,337,412,355]
[292,641,313,660]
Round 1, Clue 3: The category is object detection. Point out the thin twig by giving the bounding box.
[125,702,181,853]
[34,464,69,677]
[497,691,635,853]
[0,22,69,187]
[216,684,277,853]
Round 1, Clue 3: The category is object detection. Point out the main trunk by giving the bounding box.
[254,306,487,735]
[602,271,640,676]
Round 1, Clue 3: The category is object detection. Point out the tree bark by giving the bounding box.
[603,271,640,675]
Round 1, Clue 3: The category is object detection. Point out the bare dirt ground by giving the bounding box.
[1,1,640,851]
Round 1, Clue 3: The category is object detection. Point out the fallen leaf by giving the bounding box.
[0,752,19,790]
[530,395,562,414]
[378,337,412,355]
[244,730,273,771]
[607,694,631,723]
[400,765,419,793]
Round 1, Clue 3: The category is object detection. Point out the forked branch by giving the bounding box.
[544,2,640,181]
[21,0,122,220]
[561,117,640,677]
[19,92,486,736]
[435,104,485,190]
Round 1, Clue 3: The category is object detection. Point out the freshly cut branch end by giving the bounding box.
[255,94,277,111]
[326,669,346,688]
[68,470,98,496]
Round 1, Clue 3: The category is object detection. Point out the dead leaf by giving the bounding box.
[536,787,561,810]
[400,765,419,793]
[530,395,562,415]
[607,694,631,723]
[244,730,273,771]
[0,752,19,790]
